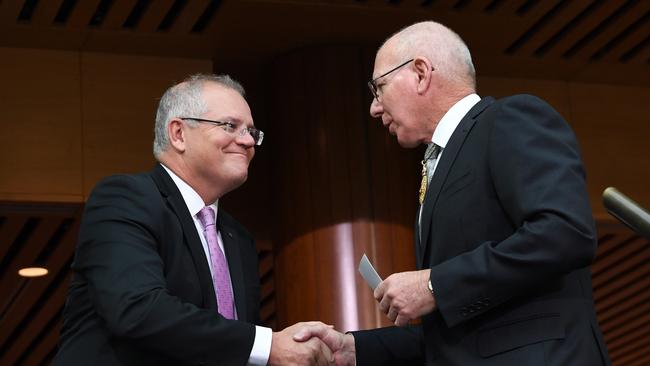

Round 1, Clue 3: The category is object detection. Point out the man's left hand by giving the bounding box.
[374,269,436,326]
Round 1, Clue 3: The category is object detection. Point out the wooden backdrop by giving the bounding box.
[0,43,649,364]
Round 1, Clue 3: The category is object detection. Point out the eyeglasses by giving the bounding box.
[180,117,264,146]
[367,59,414,100]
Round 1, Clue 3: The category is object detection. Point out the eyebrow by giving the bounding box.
[210,115,255,127]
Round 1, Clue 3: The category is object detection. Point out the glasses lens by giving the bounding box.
[247,128,263,146]
[367,81,378,99]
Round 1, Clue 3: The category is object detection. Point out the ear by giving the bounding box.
[413,57,433,95]
[168,118,187,153]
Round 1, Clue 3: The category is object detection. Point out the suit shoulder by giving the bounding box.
[493,94,556,111]
[91,171,155,195]
[86,171,161,211]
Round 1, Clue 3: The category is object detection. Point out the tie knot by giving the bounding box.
[197,206,216,229]
[424,143,440,161]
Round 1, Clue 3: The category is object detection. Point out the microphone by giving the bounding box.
[602,187,650,241]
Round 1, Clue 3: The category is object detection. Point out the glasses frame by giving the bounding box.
[180,117,264,146]
[367,59,414,100]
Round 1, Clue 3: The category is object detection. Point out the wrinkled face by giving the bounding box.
[369,47,432,148]
[184,83,256,194]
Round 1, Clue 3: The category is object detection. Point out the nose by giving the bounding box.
[369,98,383,118]
[235,129,256,148]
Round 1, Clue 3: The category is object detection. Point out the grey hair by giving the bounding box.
[385,21,476,90]
[152,74,246,158]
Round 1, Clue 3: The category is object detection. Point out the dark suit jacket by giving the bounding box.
[353,95,611,366]
[54,164,262,366]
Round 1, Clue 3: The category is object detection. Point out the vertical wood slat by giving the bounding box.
[101,0,138,30]
[597,12,649,62]
[0,218,78,351]
[623,38,650,64]
[569,1,650,62]
[65,0,102,29]
[505,0,573,55]
[0,0,25,25]
[508,0,587,55]
[171,0,209,34]
[31,0,66,26]
[459,0,499,14]
[594,219,650,366]
[137,0,174,32]
[591,237,649,288]
[0,216,29,261]
[490,0,530,15]
[608,325,650,359]
[545,1,624,58]
[17,315,63,366]
[0,218,61,300]
[269,50,316,330]
[268,45,418,332]
[1,276,69,365]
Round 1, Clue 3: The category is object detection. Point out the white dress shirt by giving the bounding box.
[418,93,482,233]
[161,164,272,365]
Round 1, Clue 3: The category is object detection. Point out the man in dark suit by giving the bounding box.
[54,74,333,366]
[295,21,611,365]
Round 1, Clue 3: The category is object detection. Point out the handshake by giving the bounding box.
[268,321,355,366]
[267,269,437,366]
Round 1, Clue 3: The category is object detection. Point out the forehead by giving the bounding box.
[373,43,398,77]
[201,83,253,122]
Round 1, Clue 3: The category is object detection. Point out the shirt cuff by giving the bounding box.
[247,325,272,365]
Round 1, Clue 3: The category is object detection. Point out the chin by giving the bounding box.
[396,135,420,149]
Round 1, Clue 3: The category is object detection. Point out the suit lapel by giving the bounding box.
[419,98,493,268]
[217,216,247,322]
[150,164,217,310]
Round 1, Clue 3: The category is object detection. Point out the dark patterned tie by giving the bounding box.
[418,143,441,204]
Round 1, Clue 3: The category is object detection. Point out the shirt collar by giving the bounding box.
[160,163,219,220]
[431,93,481,148]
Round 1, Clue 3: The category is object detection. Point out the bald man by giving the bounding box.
[296,21,611,366]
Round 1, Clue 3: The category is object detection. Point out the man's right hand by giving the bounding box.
[269,322,334,366]
[292,322,356,366]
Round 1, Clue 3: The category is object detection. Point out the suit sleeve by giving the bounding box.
[431,95,598,328]
[75,174,255,365]
[351,325,423,366]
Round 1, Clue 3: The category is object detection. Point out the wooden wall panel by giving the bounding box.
[569,83,650,216]
[267,46,420,332]
[0,48,212,203]
[477,77,650,217]
[81,53,212,197]
[0,48,83,203]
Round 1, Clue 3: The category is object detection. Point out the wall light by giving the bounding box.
[18,267,49,278]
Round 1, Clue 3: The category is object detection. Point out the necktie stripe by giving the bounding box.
[196,207,235,319]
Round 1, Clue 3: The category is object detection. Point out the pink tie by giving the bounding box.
[197,207,235,319]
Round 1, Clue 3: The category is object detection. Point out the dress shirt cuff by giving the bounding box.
[247,325,272,365]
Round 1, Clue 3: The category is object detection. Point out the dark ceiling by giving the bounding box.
[0,0,648,85]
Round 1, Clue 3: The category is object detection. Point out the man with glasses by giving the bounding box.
[295,21,610,365]
[54,74,333,366]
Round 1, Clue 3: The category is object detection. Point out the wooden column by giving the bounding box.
[265,46,421,331]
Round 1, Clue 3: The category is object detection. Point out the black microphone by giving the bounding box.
[602,187,650,241]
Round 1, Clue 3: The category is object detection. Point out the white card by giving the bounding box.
[358,254,383,290]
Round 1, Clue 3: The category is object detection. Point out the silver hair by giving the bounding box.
[152,74,246,158]
[385,21,476,90]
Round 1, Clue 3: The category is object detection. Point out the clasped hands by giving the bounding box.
[278,269,435,365]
